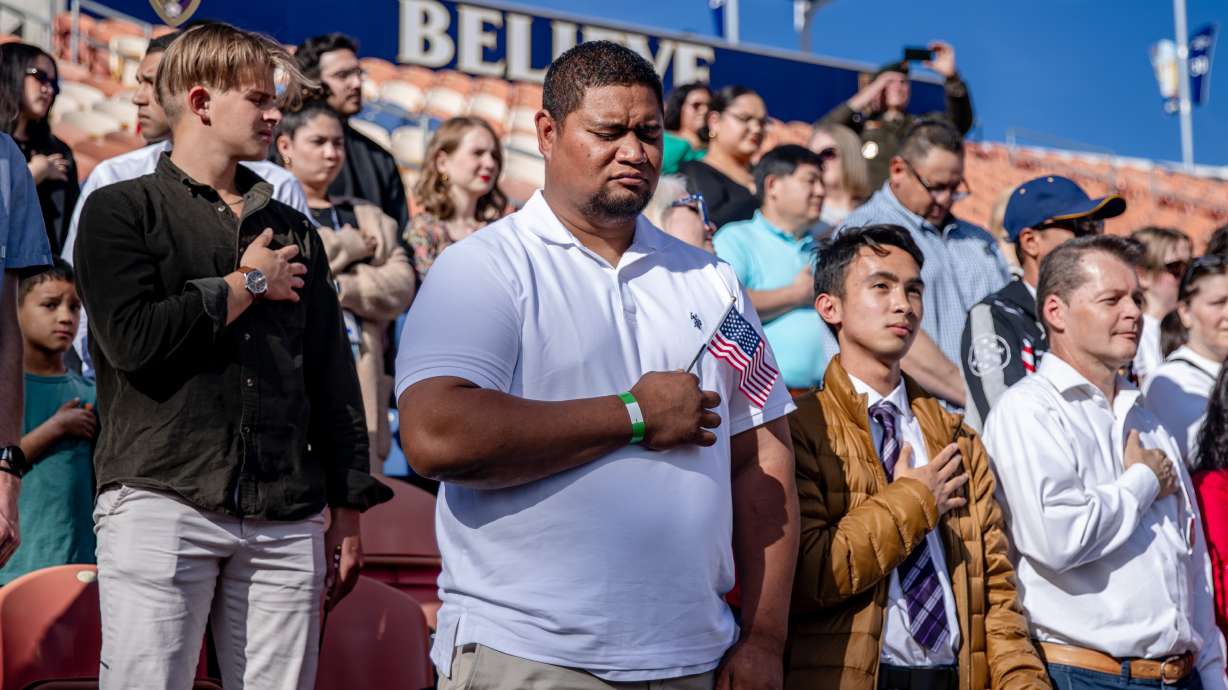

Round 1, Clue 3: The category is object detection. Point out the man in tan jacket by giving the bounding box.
[787,224,1049,690]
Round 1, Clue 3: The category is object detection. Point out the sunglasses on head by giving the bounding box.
[24,68,58,95]
[1178,254,1228,299]
[1163,259,1191,281]
[670,193,710,228]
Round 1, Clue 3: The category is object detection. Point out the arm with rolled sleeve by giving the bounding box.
[982,398,1160,574]
[74,188,229,373]
[299,227,390,510]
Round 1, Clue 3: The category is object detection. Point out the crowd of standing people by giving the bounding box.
[1,18,1228,690]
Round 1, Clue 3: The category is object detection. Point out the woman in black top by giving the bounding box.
[0,43,78,255]
[677,85,766,229]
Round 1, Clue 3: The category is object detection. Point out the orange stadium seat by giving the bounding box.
[359,480,442,628]
[315,576,434,690]
[0,565,219,689]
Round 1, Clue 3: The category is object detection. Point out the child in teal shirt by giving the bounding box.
[0,259,96,584]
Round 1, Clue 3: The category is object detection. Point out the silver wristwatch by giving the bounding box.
[239,266,268,298]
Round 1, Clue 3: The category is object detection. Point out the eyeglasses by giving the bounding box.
[723,111,770,130]
[814,146,838,168]
[1179,253,1228,300]
[670,193,710,228]
[1036,217,1105,237]
[324,67,367,82]
[901,157,969,202]
[24,68,59,95]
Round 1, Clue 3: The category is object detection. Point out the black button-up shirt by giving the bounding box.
[75,154,390,520]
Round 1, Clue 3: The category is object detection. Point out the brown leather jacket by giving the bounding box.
[786,356,1049,690]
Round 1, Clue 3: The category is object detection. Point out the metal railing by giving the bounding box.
[0,0,58,50]
[67,0,152,65]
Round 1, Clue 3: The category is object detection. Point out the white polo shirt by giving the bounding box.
[395,190,794,679]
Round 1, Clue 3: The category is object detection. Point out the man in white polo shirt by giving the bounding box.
[982,235,1227,690]
[396,41,799,690]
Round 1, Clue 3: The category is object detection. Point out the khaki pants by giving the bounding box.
[95,486,325,690]
[439,644,718,690]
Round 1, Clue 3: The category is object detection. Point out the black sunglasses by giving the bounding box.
[1036,217,1105,237]
[1179,254,1228,301]
[25,68,59,95]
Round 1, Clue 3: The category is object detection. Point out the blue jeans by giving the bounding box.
[1047,663,1204,690]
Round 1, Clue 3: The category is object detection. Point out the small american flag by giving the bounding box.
[707,309,779,408]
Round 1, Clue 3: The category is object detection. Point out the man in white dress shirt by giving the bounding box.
[395,41,799,690]
[983,234,1227,690]
[61,31,310,374]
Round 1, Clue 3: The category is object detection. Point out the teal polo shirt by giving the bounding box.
[714,211,836,388]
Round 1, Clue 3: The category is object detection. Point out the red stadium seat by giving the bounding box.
[0,565,219,689]
[315,576,433,690]
[359,480,442,628]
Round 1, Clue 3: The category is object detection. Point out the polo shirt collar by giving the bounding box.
[752,210,814,247]
[1038,353,1139,409]
[1170,345,1221,378]
[520,189,663,265]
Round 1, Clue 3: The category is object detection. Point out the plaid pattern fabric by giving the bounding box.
[869,400,950,651]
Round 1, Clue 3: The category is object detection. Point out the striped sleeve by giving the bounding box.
[961,302,1025,432]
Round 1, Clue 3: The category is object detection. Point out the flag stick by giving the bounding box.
[687,296,737,373]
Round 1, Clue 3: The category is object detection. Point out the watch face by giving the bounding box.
[245,269,268,295]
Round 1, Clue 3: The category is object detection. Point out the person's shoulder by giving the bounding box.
[951,215,997,242]
[837,192,891,228]
[990,371,1053,415]
[240,158,296,185]
[264,198,314,231]
[85,173,153,206]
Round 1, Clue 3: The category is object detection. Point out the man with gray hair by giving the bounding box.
[982,235,1226,690]
[396,40,798,690]
[838,120,1010,408]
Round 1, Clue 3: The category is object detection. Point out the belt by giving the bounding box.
[1038,642,1195,685]
[877,664,957,690]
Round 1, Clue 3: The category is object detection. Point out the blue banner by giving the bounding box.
[1190,23,1217,106]
[94,0,948,123]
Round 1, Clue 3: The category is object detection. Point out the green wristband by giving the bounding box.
[618,391,646,444]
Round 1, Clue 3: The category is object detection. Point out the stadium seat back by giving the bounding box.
[314,576,433,690]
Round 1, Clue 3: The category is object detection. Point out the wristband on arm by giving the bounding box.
[618,392,646,445]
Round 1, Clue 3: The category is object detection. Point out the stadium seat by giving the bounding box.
[391,124,429,168]
[93,98,138,132]
[504,149,545,190]
[0,565,219,689]
[58,81,105,108]
[348,118,393,154]
[58,110,121,138]
[314,576,433,690]
[504,105,538,137]
[358,480,441,628]
[108,35,148,86]
[380,80,426,116]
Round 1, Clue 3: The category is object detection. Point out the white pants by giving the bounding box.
[95,485,326,690]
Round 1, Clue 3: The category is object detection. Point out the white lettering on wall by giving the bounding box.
[456,4,504,76]
[506,13,546,82]
[398,0,454,67]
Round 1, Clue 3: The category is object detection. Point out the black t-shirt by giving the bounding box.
[678,160,758,229]
[309,203,359,230]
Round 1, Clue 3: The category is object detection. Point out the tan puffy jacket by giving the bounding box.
[317,200,415,475]
[786,356,1049,690]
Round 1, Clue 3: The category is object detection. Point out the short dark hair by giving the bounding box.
[294,33,359,80]
[273,95,341,163]
[145,31,181,57]
[1036,234,1142,329]
[695,84,757,142]
[1206,223,1228,256]
[814,225,924,335]
[663,82,710,132]
[753,144,826,204]
[542,41,663,124]
[19,258,74,302]
[896,118,963,164]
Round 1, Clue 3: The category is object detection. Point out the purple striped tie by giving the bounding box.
[869,400,949,651]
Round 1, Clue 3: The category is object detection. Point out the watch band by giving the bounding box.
[618,392,646,445]
[0,446,29,479]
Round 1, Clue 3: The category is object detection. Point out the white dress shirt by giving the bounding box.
[1143,345,1222,467]
[395,191,794,680]
[62,140,313,376]
[983,354,1227,690]
[847,374,961,667]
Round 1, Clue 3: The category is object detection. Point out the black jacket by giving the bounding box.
[329,123,410,234]
[75,154,391,520]
[960,278,1047,432]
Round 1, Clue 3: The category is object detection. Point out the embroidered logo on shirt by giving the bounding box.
[690,312,703,331]
[968,334,1011,377]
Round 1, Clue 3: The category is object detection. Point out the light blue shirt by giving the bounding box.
[714,211,836,388]
[838,183,1010,366]
[0,134,51,273]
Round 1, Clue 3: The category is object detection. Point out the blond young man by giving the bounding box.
[74,24,389,689]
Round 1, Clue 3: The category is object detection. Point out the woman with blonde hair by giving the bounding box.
[1131,225,1193,384]
[407,116,507,278]
[807,123,869,227]
[276,96,415,473]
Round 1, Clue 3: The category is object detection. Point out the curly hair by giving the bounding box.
[413,116,507,223]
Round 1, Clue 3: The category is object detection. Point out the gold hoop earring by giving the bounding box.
[440,173,450,184]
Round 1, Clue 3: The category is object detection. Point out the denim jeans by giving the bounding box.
[1047,662,1204,690]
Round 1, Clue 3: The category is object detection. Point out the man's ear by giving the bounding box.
[1018,228,1041,262]
[186,85,211,125]
[815,292,843,332]
[1042,294,1068,334]
[534,109,557,163]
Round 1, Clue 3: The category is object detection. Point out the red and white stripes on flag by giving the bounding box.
[1022,339,1036,374]
[706,309,779,408]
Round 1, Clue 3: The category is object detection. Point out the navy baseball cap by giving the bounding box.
[1003,176,1126,241]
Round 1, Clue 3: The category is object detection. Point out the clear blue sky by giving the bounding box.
[519,0,1228,166]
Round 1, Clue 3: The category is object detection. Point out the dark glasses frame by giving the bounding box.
[670,193,710,228]
[1178,253,1228,301]
[24,67,59,95]
[1035,217,1105,237]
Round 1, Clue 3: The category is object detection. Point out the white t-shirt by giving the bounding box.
[395,191,794,679]
[1133,313,1164,386]
[1143,345,1222,467]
